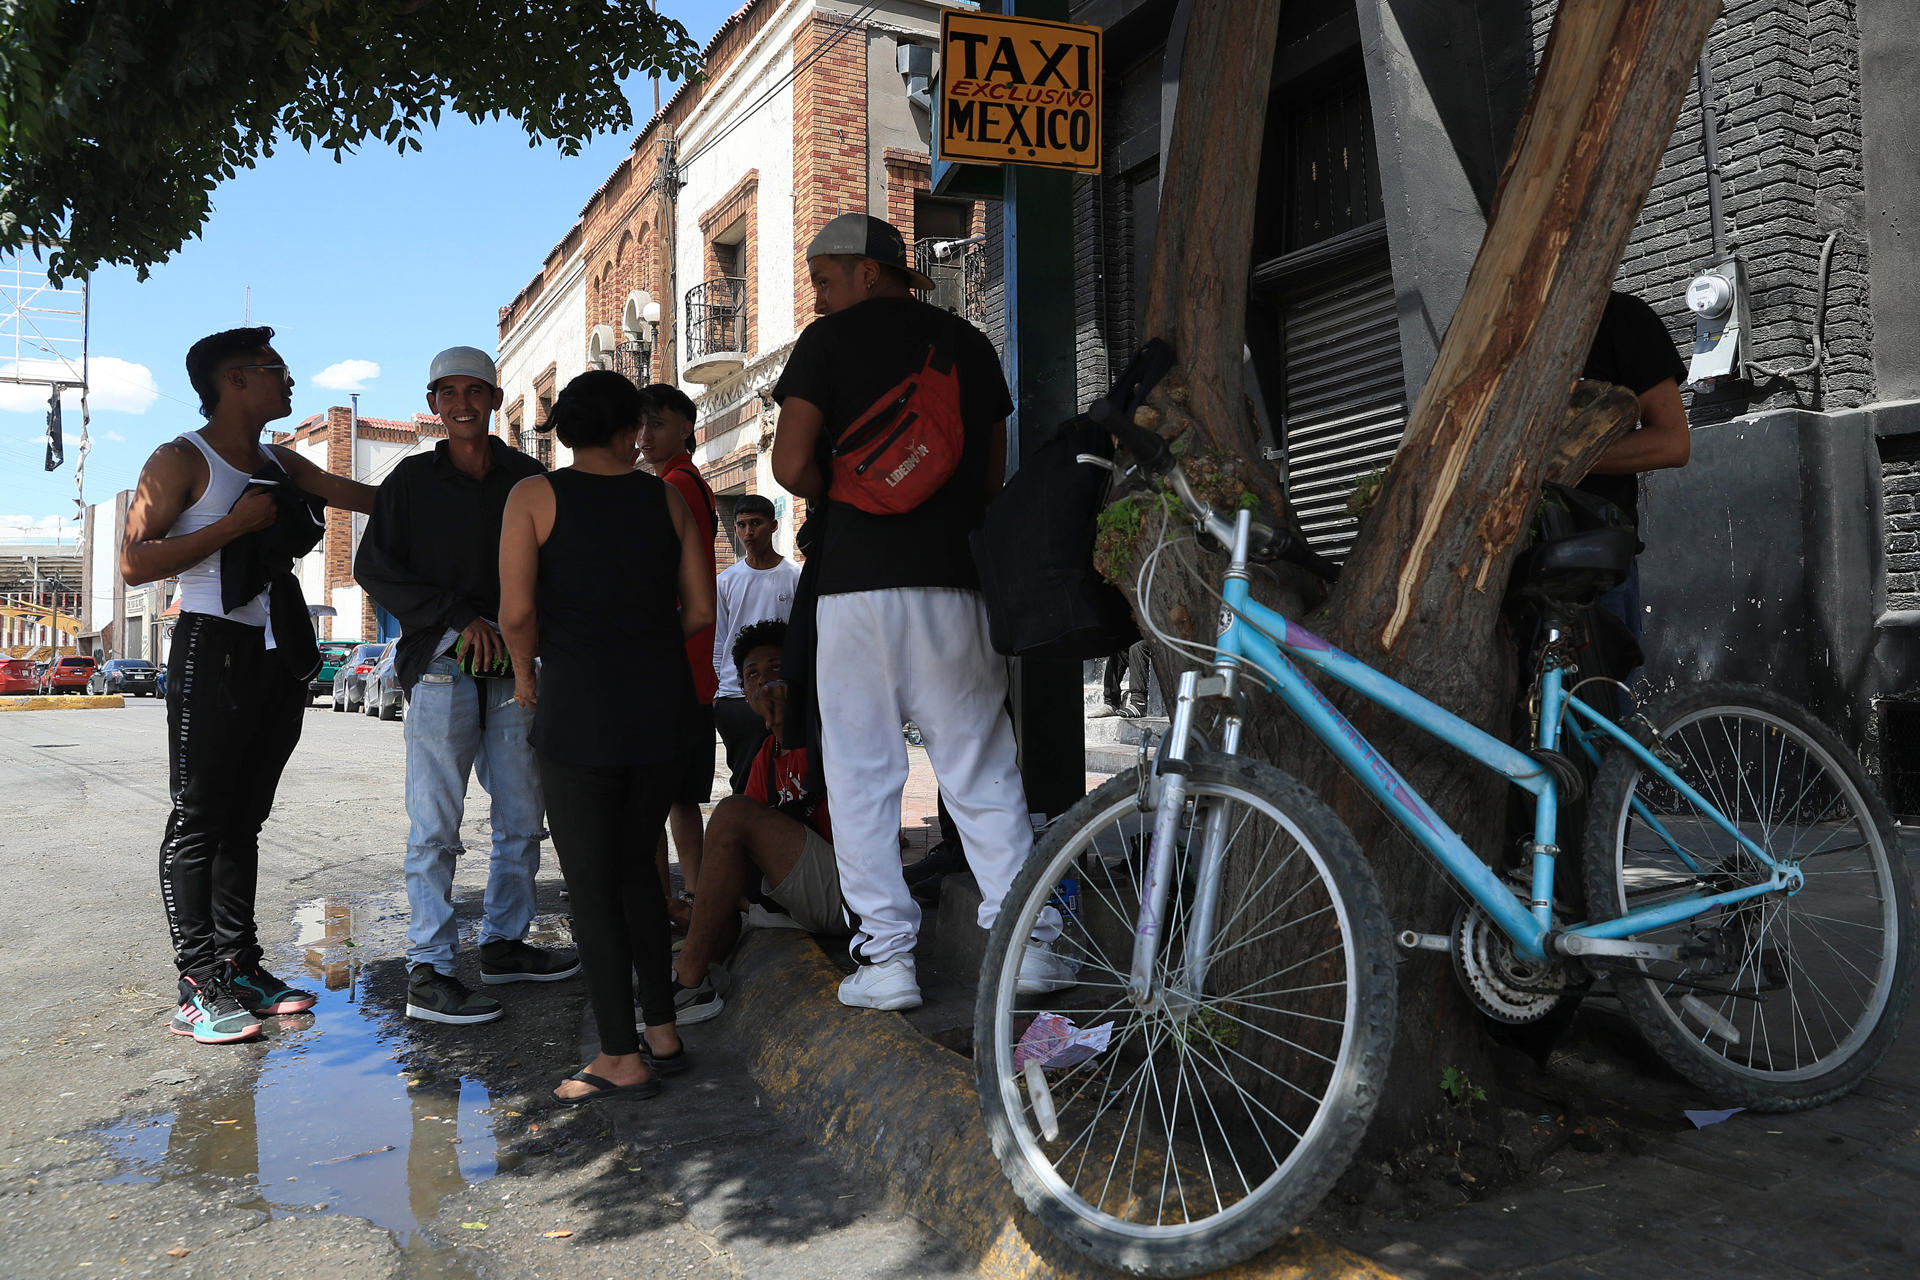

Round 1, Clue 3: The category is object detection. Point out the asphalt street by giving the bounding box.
[0,697,966,1280]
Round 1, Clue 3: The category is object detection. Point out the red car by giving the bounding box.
[0,658,37,695]
[41,655,97,694]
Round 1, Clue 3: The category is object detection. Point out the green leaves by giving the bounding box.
[1,0,701,280]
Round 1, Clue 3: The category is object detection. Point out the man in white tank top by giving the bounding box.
[122,327,375,1045]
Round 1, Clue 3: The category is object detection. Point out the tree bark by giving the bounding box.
[1130,0,1720,1149]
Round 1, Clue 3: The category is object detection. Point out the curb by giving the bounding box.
[0,695,125,712]
[725,929,1401,1280]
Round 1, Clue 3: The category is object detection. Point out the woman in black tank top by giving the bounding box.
[499,371,717,1104]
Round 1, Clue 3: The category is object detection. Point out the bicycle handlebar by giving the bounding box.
[1087,395,1173,475]
[1087,395,1338,583]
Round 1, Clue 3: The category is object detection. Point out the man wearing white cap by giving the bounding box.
[356,346,579,1025]
[770,214,1072,1011]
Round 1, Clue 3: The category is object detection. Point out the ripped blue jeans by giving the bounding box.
[402,657,544,974]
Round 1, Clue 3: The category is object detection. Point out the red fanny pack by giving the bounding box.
[828,336,964,515]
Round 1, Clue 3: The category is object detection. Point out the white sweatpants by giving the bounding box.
[816,587,1036,964]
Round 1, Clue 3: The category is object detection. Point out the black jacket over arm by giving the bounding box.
[354,437,545,691]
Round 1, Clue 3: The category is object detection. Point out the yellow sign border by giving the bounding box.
[938,11,1103,174]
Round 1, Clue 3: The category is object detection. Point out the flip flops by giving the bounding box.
[551,1070,661,1105]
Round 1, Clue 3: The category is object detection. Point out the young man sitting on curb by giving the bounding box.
[670,618,849,1023]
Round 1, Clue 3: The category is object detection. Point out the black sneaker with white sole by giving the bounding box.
[405,966,504,1024]
[671,977,724,1025]
[478,939,582,985]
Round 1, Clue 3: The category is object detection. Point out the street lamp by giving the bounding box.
[642,300,662,368]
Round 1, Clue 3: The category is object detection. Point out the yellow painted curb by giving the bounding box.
[728,931,1402,1280]
[0,694,125,712]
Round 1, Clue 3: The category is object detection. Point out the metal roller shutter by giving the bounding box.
[1280,253,1406,561]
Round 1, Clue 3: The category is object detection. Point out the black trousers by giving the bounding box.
[1103,640,1149,709]
[713,695,769,795]
[158,613,306,978]
[537,753,680,1053]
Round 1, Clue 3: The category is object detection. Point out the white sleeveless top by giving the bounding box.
[170,431,272,629]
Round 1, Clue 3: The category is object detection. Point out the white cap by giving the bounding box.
[427,346,498,389]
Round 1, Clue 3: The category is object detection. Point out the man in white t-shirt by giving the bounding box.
[711,494,800,794]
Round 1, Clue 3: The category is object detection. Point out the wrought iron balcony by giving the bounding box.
[611,339,651,389]
[684,276,747,384]
[914,238,988,327]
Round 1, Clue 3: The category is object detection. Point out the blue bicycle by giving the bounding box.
[975,411,1915,1277]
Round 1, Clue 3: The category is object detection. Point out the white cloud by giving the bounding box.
[0,514,81,539]
[312,359,381,391]
[104,430,125,443]
[0,356,160,415]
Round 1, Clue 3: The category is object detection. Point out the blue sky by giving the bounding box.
[0,1,736,540]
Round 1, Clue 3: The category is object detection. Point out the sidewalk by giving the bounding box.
[651,783,1920,1279]
[1321,992,1920,1277]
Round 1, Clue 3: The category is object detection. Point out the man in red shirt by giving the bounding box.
[641,384,719,916]
[669,619,848,1022]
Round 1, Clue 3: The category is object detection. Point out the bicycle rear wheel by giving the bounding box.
[1584,682,1915,1109]
[974,753,1395,1277]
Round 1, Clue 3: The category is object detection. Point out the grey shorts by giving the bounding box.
[765,827,852,937]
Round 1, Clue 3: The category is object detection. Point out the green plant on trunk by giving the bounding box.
[1346,466,1390,523]
[1439,1065,1486,1108]
[1094,491,1187,585]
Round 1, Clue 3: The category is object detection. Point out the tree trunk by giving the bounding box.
[1129,0,1721,1149]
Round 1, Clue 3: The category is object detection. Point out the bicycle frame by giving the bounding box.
[1132,508,1795,991]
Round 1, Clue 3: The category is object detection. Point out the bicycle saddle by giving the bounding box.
[1509,525,1636,606]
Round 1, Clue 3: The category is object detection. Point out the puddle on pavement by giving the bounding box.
[90,893,558,1279]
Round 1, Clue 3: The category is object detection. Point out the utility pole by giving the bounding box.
[1001,0,1083,819]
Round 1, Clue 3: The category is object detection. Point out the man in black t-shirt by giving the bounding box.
[1577,291,1691,637]
[771,214,1071,1012]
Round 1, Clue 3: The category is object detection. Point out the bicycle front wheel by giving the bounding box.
[1584,682,1915,1109]
[974,754,1395,1278]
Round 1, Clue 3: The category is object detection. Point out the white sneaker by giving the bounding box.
[838,957,922,1011]
[745,903,809,932]
[1017,942,1081,995]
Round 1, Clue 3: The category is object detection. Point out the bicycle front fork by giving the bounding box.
[1127,518,1253,1006]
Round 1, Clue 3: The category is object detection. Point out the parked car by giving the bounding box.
[311,640,361,704]
[156,664,168,700]
[41,655,97,694]
[331,642,386,713]
[0,658,38,695]
[366,644,404,721]
[90,658,160,697]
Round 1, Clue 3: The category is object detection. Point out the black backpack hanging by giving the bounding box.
[968,342,1179,660]
[970,420,1140,659]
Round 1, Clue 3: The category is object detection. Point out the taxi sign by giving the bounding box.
[939,11,1102,173]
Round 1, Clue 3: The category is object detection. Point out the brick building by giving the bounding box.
[499,0,990,567]
[1067,0,1920,802]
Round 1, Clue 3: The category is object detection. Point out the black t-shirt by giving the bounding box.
[772,296,1014,595]
[1577,291,1688,527]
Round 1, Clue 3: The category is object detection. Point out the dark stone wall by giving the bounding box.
[1881,435,1920,612]
[1858,0,1920,401]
